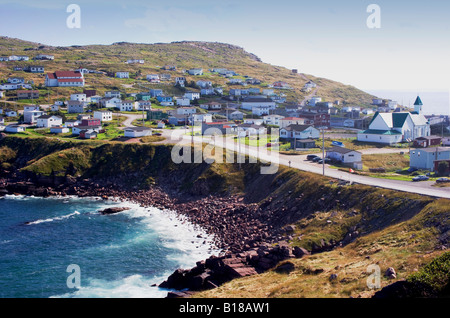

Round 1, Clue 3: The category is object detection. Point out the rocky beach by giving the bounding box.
[0,176,309,297]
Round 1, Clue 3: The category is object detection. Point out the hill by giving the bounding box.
[0,36,376,106]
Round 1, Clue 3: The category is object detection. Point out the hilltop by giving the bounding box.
[0,36,376,106]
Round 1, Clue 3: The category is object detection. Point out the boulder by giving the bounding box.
[293,246,310,258]
[99,207,130,215]
[385,267,397,279]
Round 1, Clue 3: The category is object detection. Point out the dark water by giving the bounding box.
[0,195,217,298]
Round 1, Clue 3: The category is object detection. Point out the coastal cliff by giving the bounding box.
[1,136,449,298]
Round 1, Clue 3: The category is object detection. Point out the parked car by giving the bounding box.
[412,175,429,182]
[312,156,322,162]
[318,158,331,164]
[307,154,318,161]
[436,177,450,183]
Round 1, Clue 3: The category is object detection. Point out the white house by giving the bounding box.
[176,98,191,106]
[36,115,63,128]
[187,69,203,76]
[4,110,17,117]
[101,97,122,108]
[24,110,46,124]
[280,117,310,128]
[280,125,320,140]
[252,106,271,116]
[241,97,276,111]
[263,114,285,126]
[410,147,450,171]
[326,147,362,165]
[124,127,152,138]
[189,113,213,124]
[308,97,322,106]
[357,103,430,145]
[5,124,26,133]
[70,93,87,102]
[175,77,186,87]
[238,124,267,136]
[50,126,70,134]
[45,71,85,87]
[147,74,160,83]
[115,72,129,79]
[119,100,137,112]
[94,111,113,122]
[262,89,275,96]
[67,101,86,114]
[105,91,121,98]
[184,91,200,101]
[176,107,197,115]
[196,80,212,88]
[200,102,222,110]
[136,101,152,111]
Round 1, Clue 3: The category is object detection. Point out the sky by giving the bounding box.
[0,0,449,94]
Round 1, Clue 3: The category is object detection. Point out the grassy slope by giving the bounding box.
[0,36,376,107]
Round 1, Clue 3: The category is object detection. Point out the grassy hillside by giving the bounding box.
[0,36,376,107]
[1,136,448,298]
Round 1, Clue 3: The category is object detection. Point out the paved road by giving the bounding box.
[163,131,450,199]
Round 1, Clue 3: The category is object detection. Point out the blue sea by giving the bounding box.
[0,195,219,298]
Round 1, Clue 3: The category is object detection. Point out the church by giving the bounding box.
[357,96,430,145]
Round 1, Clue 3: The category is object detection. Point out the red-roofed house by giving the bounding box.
[45,71,85,87]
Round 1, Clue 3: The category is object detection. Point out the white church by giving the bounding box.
[357,96,430,145]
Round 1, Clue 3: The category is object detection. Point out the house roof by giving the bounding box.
[414,96,423,106]
[414,147,450,153]
[415,135,442,140]
[283,124,313,132]
[326,146,360,155]
[392,113,409,128]
[242,97,274,103]
[54,71,83,78]
[37,115,61,120]
[125,127,152,132]
[360,129,402,135]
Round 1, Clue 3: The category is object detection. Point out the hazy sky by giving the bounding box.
[0,0,449,92]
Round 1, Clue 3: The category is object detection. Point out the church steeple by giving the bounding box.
[413,96,423,114]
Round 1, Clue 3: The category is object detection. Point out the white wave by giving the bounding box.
[52,274,170,298]
[120,204,221,268]
[26,211,80,225]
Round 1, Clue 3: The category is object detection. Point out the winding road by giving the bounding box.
[162,130,450,199]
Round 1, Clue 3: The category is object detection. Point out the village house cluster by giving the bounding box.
[1,54,449,175]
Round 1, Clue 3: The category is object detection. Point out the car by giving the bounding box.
[436,177,450,183]
[307,154,318,161]
[312,156,322,162]
[412,175,429,182]
[318,158,331,164]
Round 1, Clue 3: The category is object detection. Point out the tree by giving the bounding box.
[437,161,449,176]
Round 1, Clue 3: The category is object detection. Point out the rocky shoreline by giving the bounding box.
[0,177,306,297]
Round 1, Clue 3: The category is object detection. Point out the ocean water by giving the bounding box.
[0,195,219,298]
[366,90,450,116]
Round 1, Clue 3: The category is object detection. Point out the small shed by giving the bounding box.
[413,136,442,148]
